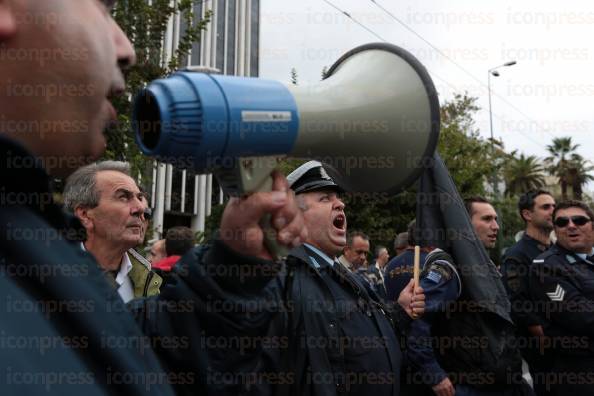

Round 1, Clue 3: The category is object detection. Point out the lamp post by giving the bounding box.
[487,60,516,196]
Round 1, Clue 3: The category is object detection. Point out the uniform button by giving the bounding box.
[329,322,336,329]
[366,310,372,317]
[154,281,159,285]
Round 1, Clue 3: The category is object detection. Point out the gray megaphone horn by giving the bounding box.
[134,42,440,196]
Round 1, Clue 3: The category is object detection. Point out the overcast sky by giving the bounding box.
[259,0,594,170]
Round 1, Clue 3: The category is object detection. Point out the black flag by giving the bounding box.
[415,152,512,322]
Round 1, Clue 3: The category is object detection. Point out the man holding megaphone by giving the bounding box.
[191,160,425,395]
[131,42,440,395]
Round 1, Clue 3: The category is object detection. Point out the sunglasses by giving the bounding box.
[554,215,591,228]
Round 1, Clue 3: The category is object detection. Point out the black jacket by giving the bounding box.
[133,241,412,396]
[528,243,594,395]
[529,243,594,356]
[0,135,411,395]
[501,233,549,331]
[0,136,175,395]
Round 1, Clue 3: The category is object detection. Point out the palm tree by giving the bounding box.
[504,153,546,196]
[566,154,594,200]
[545,137,579,200]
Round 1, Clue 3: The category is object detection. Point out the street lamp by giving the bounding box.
[487,60,517,196]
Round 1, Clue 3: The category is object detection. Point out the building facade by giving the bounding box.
[149,0,260,240]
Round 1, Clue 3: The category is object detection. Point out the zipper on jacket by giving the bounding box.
[143,271,155,297]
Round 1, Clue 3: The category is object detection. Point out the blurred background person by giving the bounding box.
[385,220,428,302]
[394,231,410,257]
[152,226,195,272]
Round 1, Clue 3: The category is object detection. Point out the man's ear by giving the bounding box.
[75,206,94,230]
[521,209,532,223]
[0,1,16,40]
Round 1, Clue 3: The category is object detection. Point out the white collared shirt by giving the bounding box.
[81,243,135,303]
[116,253,135,303]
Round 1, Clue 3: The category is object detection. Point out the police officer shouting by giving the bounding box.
[201,161,426,395]
[529,200,594,395]
[501,190,555,395]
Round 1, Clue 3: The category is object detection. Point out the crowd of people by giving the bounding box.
[347,190,594,396]
[1,1,593,395]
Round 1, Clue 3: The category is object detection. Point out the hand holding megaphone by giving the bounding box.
[219,171,307,261]
[133,43,440,259]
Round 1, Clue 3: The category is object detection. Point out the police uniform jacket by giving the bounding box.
[385,250,428,302]
[529,243,594,357]
[135,240,413,396]
[501,233,549,332]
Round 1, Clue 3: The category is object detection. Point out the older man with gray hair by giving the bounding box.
[64,160,161,302]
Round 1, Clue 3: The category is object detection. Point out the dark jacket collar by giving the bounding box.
[551,243,591,262]
[521,232,549,251]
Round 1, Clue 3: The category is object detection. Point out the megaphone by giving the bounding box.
[133,42,440,196]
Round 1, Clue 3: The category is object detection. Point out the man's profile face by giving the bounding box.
[524,194,555,231]
[554,207,593,254]
[298,189,346,257]
[0,0,136,176]
[470,202,499,249]
[344,236,370,269]
[83,170,146,250]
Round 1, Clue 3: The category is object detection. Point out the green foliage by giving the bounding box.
[545,136,594,200]
[504,153,545,196]
[567,155,594,200]
[105,1,212,183]
[437,93,499,197]
[492,195,524,262]
[545,136,578,199]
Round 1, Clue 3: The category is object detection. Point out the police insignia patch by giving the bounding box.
[319,166,331,181]
[546,284,565,302]
[427,270,442,283]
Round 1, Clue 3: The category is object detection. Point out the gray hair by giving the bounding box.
[63,161,131,212]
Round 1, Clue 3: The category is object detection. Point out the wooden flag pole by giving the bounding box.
[412,245,421,319]
[413,245,420,289]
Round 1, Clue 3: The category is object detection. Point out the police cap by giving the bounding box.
[286,161,342,194]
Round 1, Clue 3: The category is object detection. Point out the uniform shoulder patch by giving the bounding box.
[546,284,565,302]
[426,270,442,283]
[422,261,452,283]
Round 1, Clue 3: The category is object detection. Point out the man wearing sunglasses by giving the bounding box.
[529,200,594,395]
[501,190,555,395]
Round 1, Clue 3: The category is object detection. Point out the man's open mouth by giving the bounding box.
[333,214,346,230]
